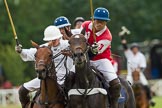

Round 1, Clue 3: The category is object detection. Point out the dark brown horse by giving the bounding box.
[132,70,149,108]
[66,34,107,108]
[66,34,136,108]
[30,42,65,108]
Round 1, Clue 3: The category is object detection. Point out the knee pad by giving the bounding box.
[109,78,121,98]
[19,85,30,101]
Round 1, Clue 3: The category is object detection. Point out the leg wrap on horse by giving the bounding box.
[143,85,156,106]
[109,78,121,108]
[143,85,152,100]
[18,85,30,108]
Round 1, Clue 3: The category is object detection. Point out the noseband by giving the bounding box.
[35,59,55,79]
[34,47,64,107]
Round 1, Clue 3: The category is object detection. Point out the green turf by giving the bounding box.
[150,96,162,108]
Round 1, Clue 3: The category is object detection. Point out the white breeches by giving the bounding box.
[23,69,67,91]
[23,78,40,91]
[90,59,118,82]
[23,59,118,91]
[126,72,148,85]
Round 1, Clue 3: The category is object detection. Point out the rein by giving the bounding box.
[34,47,66,107]
[36,79,64,107]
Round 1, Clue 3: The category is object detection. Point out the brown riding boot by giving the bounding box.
[18,85,30,108]
[109,78,121,108]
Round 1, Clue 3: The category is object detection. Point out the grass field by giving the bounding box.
[0,96,162,108]
[150,97,162,108]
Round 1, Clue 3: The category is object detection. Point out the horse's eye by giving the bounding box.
[68,41,71,44]
[34,53,37,57]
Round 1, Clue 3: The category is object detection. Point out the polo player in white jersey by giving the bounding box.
[54,16,72,40]
[121,38,155,106]
[15,25,74,108]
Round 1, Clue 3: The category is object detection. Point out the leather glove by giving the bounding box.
[61,49,72,56]
[15,44,22,53]
[91,42,98,55]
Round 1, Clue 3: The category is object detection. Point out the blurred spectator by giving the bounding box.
[71,17,85,35]
[2,78,13,89]
[73,17,85,29]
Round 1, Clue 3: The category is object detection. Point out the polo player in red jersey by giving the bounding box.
[81,7,121,108]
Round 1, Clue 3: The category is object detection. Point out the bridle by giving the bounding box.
[35,59,55,79]
[69,36,89,65]
[34,46,65,107]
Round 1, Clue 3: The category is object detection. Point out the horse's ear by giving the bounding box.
[81,27,86,35]
[31,40,39,49]
[48,41,52,48]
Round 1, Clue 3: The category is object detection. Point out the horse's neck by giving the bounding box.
[40,78,58,101]
[75,61,95,88]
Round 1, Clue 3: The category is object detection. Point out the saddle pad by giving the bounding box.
[68,88,107,97]
[118,87,127,103]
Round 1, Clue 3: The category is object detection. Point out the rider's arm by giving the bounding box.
[20,48,37,61]
[97,40,111,54]
[139,53,147,71]
[120,37,131,59]
[121,39,128,50]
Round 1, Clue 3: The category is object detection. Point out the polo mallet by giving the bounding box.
[89,0,96,43]
[118,26,131,37]
[4,0,19,45]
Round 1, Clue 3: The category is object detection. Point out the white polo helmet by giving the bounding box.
[43,25,62,41]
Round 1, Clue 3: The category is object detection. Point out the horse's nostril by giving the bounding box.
[80,53,83,56]
[36,68,46,73]
[74,53,77,57]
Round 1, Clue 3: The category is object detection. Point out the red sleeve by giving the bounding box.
[106,28,112,41]
[81,21,91,29]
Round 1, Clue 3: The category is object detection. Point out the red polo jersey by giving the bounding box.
[82,21,112,61]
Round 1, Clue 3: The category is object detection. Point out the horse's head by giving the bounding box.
[32,41,54,80]
[132,69,140,83]
[69,34,88,64]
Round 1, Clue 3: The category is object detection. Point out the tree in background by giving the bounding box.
[0,0,161,84]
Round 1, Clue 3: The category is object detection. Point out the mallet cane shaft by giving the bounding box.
[89,0,96,43]
[4,0,19,45]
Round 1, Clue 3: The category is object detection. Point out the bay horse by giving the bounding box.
[66,34,136,108]
[132,70,149,108]
[30,41,65,108]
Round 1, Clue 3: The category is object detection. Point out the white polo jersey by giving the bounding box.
[20,39,74,84]
[124,49,148,85]
[71,29,81,35]
[124,50,146,75]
